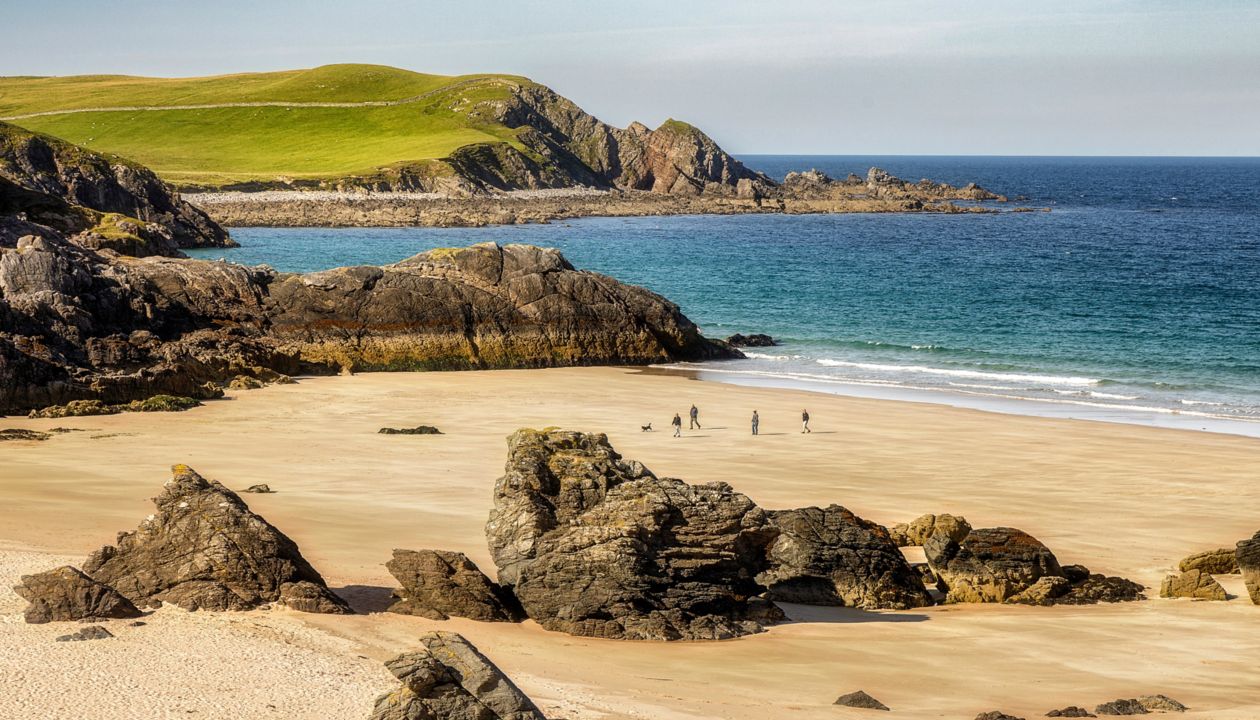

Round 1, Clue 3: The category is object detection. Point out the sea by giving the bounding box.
[187,156,1260,437]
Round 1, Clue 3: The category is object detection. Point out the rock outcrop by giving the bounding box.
[758,505,932,610]
[925,527,1063,603]
[834,691,890,711]
[369,631,547,720]
[55,625,114,642]
[975,713,1025,720]
[79,464,349,613]
[13,565,142,623]
[485,429,782,640]
[1047,707,1096,717]
[1235,531,1260,604]
[1,121,232,253]
[725,333,776,347]
[379,426,443,435]
[1160,569,1226,601]
[889,513,972,547]
[1178,548,1238,575]
[386,549,523,622]
[0,237,736,415]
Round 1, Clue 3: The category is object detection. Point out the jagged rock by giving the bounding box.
[1007,576,1071,606]
[1095,699,1149,715]
[0,428,50,441]
[485,429,782,640]
[80,464,350,614]
[242,484,274,494]
[976,713,1025,720]
[1056,573,1145,605]
[386,549,523,622]
[888,513,972,547]
[379,426,443,435]
[758,505,931,609]
[1160,569,1226,601]
[834,690,889,711]
[1178,548,1238,575]
[1235,531,1260,604]
[28,400,118,419]
[725,333,776,347]
[13,565,142,623]
[369,631,546,720]
[1136,696,1185,712]
[925,527,1062,603]
[122,395,201,412]
[55,625,114,642]
[1047,707,1096,717]
[228,375,265,390]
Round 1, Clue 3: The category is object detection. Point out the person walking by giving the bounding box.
[751,410,760,436]
[801,408,811,433]
[689,404,701,429]
[672,412,683,437]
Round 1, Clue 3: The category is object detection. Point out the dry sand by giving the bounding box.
[2,367,1259,719]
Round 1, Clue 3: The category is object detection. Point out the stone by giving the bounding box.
[1160,569,1226,601]
[1178,548,1239,575]
[369,631,547,720]
[242,484,274,494]
[379,426,443,435]
[759,505,931,610]
[1235,531,1260,604]
[725,333,776,347]
[1007,576,1071,606]
[888,513,972,547]
[13,565,142,623]
[80,464,350,614]
[485,429,783,640]
[1136,695,1185,712]
[0,428,50,441]
[386,549,523,622]
[976,713,1025,720]
[1057,574,1145,605]
[925,527,1062,603]
[28,400,118,419]
[1094,699,1148,715]
[54,625,114,642]
[1046,708,1096,717]
[228,375,265,390]
[833,690,889,711]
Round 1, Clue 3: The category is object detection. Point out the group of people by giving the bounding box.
[669,405,811,437]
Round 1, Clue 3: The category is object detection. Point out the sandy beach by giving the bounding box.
[3,367,1260,719]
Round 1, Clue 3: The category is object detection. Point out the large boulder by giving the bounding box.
[386,549,523,622]
[81,464,349,613]
[1236,531,1260,604]
[485,429,782,640]
[1161,569,1226,601]
[758,505,931,609]
[1178,548,1238,575]
[12,565,142,623]
[925,527,1062,603]
[369,631,547,720]
[888,513,972,547]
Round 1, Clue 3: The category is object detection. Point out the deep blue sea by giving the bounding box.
[188,156,1260,435]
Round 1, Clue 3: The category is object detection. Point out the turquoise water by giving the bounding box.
[188,156,1260,434]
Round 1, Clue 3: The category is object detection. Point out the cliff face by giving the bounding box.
[0,236,736,414]
[0,122,233,253]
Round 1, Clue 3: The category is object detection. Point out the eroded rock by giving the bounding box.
[55,625,114,642]
[13,565,142,623]
[379,426,443,435]
[386,549,523,622]
[976,712,1025,720]
[925,527,1062,603]
[889,513,972,547]
[834,690,889,711]
[1236,531,1260,604]
[1160,569,1226,601]
[1046,707,1096,717]
[1094,699,1148,716]
[0,429,50,441]
[1178,548,1238,575]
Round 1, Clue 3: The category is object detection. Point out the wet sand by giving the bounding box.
[2,367,1258,719]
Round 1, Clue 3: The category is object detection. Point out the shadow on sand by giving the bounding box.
[334,585,395,614]
[776,602,930,624]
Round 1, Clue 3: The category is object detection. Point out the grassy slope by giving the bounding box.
[0,64,534,187]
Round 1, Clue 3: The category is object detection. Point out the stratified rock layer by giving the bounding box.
[369,631,547,720]
[485,429,782,640]
[13,565,142,623]
[1178,548,1238,575]
[81,464,349,613]
[759,505,931,609]
[386,549,523,622]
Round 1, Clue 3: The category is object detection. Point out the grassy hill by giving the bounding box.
[0,64,538,188]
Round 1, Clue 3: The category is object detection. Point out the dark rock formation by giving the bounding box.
[1136,696,1186,712]
[925,527,1063,603]
[0,428,49,441]
[1056,573,1145,605]
[888,513,972,547]
[386,549,523,622]
[1006,576,1072,606]
[485,429,782,640]
[1235,531,1260,604]
[1094,699,1149,716]
[379,426,443,435]
[1047,707,1096,717]
[27,396,203,419]
[1,121,232,253]
[1160,569,1226,600]
[80,464,349,613]
[13,565,142,623]
[1178,548,1238,575]
[758,505,931,610]
[0,236,735,415]
[369,631,547,720]
[976,713,1025,720]
[242,484,274,494]
[725,333,776,347]
[55,625,114,642]
[834,690,890,711]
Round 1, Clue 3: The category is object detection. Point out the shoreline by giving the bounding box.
[651,363,1260,440]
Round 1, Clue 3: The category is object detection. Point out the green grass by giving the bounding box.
[0,64,537,188]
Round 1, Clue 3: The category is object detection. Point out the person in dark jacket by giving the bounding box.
[672,413,683,437]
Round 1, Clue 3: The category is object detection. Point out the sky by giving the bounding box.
[5,1,1259,156]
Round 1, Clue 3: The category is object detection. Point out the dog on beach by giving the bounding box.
[641,423,653,432]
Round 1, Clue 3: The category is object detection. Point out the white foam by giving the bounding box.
[814,358,1099,387]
